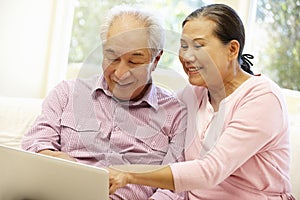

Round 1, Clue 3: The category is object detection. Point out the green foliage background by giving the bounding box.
[68,0,205,68]
[69,0,300,91]
[256,0,300,90]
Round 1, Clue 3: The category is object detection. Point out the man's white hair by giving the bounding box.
[100,4,165,58]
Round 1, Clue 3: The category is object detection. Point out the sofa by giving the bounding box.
[0,70,299,198]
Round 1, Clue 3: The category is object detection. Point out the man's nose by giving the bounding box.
[114,61,131,80]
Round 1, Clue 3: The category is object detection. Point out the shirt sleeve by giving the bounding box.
[162,102,187,164]
[150,189,187,200]
[171,92,287,192]
[21,80,71,152]
[150,103,187,199]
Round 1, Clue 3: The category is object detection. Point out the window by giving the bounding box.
[67,0,207,78]
[253,0,300,91]
[67,0,300,91]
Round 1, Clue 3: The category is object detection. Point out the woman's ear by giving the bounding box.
[228,40,240,61]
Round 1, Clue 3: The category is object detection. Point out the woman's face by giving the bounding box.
[179,17,232,88]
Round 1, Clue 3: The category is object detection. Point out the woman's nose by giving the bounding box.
[182,49,196,63]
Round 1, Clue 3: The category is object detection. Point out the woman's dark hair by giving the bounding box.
[182,4,254,75]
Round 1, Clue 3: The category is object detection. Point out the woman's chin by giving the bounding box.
[188,76,206,87]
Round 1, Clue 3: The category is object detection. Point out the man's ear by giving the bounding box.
[228,40,240,61]
[151,50,163,71]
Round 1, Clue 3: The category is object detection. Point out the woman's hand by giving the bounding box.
[108,164,175,195]
[108,167,131,194]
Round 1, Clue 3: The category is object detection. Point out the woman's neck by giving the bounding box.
[208,69,251,111]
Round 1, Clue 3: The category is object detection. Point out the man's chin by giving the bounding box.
[110,84,149,102]
[112,95,131,102]
[111,90,135,101]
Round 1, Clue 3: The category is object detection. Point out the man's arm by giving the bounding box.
[21,81,71,155]
[38,149,76,162]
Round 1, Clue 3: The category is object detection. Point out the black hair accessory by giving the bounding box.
[241,54,254,75]
[241,54,254,67]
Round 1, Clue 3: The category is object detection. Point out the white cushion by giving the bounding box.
[0,97,42,148]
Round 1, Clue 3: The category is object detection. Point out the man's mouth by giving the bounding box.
[115,81,134,88]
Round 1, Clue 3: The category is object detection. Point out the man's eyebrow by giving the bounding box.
[131,51,145,56]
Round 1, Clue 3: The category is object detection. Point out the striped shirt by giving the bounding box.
[22,75,187,200]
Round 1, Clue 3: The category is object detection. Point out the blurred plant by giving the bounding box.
[68,0,205,68]
[256,0,300,90]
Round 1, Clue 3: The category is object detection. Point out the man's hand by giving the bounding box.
[38,150,77,162]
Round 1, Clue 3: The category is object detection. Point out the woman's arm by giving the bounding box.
[109,165,175,195]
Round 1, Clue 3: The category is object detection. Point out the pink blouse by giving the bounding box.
[171,75,293,200]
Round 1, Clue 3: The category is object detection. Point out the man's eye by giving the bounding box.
[129,60,142,65]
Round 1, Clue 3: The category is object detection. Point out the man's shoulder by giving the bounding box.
[52,75,100,98]
[154,85,177,99]
[154,85,186,108]
[65,75,100,92]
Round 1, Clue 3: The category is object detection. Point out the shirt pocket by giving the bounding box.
[60,112,101,152]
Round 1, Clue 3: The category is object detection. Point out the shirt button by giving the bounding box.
[114,126,120,131]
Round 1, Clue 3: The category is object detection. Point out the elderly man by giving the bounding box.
[21,5,187,200]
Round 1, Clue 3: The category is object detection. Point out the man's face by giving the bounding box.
[102,17,156,101]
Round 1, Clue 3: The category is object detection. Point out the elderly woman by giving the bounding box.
[109,4,295,200]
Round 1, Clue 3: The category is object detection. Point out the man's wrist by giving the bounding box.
[38,149,56,156]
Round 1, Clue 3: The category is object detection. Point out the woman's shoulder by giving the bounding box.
[243,74,283,96]
[231,74,286,109]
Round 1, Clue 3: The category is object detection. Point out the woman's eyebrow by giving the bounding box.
[193,37,206,42]
[180,37,206,42]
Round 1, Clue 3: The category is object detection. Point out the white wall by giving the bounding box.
[0,0,74,98]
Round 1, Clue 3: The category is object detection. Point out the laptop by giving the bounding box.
[0,145,109,200]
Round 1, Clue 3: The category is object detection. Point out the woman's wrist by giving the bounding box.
[126,172,135,185]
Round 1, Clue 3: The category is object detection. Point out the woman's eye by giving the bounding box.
[107,57,119,63]
[194,44,203,48]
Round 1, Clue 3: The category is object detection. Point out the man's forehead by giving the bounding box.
[103,46,150,57]
[103,34,151,56]
[106,29,149,44]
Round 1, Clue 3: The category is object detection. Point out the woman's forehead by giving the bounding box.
[182,18,216,38]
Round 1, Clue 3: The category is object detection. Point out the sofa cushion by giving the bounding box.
[0,97,42,148]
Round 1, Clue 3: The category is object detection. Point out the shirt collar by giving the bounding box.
[92,75,159,111]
